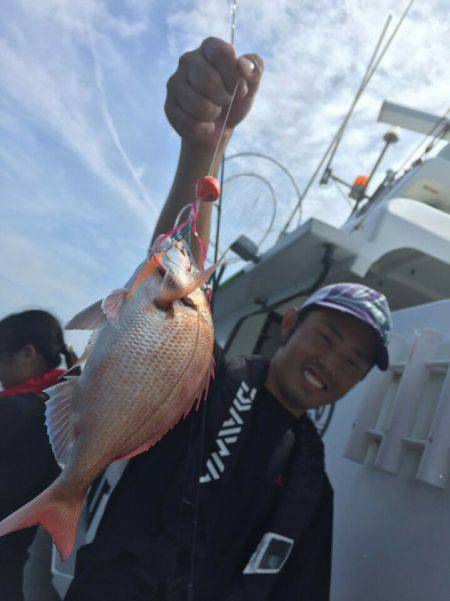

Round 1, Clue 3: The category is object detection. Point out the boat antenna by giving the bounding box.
[277,14,391,238]
[278,0,417,238]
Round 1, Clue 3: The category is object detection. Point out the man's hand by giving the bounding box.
[165,37,263,151]
[154,38,263,261]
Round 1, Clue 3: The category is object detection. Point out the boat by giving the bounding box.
[211,100,450,600]
[46,98,450,599]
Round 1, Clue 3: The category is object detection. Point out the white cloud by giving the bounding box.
[1,0,163,228]
[165,0,450,231]
[0,0,449,326]
[18,0,151,39]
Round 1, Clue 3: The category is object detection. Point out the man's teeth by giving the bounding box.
[304,369,325,389]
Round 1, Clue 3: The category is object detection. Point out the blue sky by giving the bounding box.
[0,0,449,354]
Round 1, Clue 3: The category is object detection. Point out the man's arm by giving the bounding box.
[153,37,263,265]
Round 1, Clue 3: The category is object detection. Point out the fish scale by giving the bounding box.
[71,298,208,474]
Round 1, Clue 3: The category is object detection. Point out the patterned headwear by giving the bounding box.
[300,283,392,371]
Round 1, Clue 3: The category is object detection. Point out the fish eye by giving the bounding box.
[181,296,197,310]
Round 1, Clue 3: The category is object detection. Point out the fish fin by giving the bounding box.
[0,477,84,561]
[101,288,128,327]
[155,258,223,309]
[66,300,106,330]
[202,356,215,406]
[64,330,100,373]
[44,379,77,468]
[194,357,215,411]
[175,358,215,419]
[115,434,161,462]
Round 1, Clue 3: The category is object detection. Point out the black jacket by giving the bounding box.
[0,393,60,600]
[66,356,333,601]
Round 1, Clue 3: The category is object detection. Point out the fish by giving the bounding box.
[0,237,218,560]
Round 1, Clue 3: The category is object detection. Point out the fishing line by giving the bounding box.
[135,1,241,593]
[174,204,195,228]
[211,153,226,300]
[230,0,238,46]
[168,402,198,596]
[208,80,240,177]
[154,73,239,271]
[186,3,241,598]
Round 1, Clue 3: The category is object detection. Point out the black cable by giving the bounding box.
[223,244,335,356]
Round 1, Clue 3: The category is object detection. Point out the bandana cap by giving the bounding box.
[300,283,392,371]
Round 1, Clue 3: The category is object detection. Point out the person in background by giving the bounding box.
[0,309,77,601]
[64,37,392,601]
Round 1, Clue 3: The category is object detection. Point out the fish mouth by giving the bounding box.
[164,241,192,273]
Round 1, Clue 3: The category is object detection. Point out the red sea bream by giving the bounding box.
[0,238,216,559]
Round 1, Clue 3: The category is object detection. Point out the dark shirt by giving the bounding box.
[66,356,332,601]
[200,386,295,572]
[0,393,60,600]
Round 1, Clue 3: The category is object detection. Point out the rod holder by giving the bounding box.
[344,333,407,463]
[374,328,443,474]
[416,363,450,489]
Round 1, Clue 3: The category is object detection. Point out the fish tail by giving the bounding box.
[0,477,84,561]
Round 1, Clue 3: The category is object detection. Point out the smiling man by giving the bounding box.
[65,38,392,601]
[267,285,390,418]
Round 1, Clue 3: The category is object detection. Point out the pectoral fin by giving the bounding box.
[102,288,128,327]
[44,377,78,468]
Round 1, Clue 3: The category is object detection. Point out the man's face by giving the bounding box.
[269,307,377,415]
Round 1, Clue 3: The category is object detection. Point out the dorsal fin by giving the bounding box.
[66,300,106,331]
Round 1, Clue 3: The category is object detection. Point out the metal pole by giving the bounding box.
[321,14,392,175]
[365,140,391,189]
[277,14,392,240]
